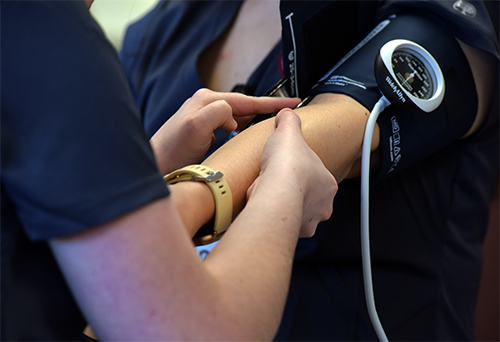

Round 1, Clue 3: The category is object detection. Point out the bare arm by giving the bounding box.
[51,111,336,341]
[150,88,300,174]
[172,41,496,237]
[172,93,377,236]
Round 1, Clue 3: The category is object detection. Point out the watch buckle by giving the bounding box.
[192,170,223,182]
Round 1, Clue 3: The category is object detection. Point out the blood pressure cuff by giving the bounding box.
[301,11,478,182]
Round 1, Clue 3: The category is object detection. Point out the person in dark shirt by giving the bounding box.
[120,0,499,340]
[1,1,337,340]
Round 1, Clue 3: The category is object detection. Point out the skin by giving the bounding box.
[51,91,336,341]
[170,39,497,238]
[171,92,377,237]
[150,89,301,174]
[80,0,496,338]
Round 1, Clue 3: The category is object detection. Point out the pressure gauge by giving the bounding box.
[375,39,445,113]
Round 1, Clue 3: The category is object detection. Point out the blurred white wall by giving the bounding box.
[90,0,160,51]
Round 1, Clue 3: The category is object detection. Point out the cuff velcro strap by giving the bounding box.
[164,165,232,246]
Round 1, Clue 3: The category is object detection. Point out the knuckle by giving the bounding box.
[191,88,213,102]
[216,99,232,111]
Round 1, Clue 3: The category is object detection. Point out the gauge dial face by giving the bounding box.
[392,50,434,99]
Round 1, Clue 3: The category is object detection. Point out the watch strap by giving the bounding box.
[164,165,232,245]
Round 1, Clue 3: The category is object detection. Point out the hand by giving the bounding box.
[247,109,337,237]
[150,88,301,174]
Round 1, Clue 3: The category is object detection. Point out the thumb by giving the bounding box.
[274,109,302,131]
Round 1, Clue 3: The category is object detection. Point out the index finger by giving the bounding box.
[224,94,301,116]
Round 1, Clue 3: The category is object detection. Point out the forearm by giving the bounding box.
[201,170,305,340]
[78,111,333,341]
[199,106,336,339]
[171,93,379,236]
[57,192,304,341]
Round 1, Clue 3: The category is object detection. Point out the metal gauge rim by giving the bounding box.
[379,39,445,113]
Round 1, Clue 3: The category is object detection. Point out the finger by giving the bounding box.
[190,89,301,115]
[179,88,219,113]
[233,116,255,132]
[225,94,302,116]
[196,99,238,132]
[184,88,301,117]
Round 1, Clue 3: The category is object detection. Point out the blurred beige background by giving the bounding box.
[90,0,160,50]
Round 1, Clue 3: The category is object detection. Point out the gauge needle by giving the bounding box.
[401,72,415,87]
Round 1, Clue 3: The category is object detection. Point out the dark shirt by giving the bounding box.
[120,0,283,143]
[120,1,499,340]
[1,1,169,340]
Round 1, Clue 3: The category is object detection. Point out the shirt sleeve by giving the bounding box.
[301,5,497,181]
[1,1,170,240]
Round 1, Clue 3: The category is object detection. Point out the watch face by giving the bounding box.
[392,50,434,99]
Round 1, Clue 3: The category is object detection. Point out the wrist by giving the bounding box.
[245,172,304,239]
[166,165,232,245]
[169,180,215,238]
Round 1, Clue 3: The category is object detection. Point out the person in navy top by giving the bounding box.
[120,1,499,340]
[1,1,337,340]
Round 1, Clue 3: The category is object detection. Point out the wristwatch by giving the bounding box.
[164,165,232,246]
